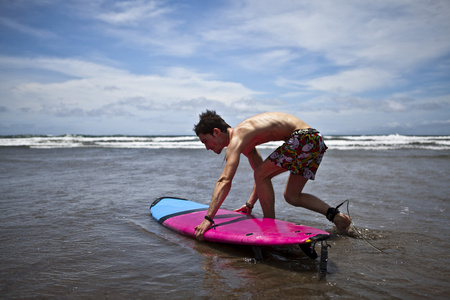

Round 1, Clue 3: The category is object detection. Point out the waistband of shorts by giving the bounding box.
[291,128,320,136]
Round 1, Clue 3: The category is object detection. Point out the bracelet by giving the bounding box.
[204,215,215,226]
[245,202,254,209]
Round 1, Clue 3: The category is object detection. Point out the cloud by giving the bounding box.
[0,17,57,39]
[234,49,300,71]
[292,92,450,117]
[40,103,86,117]
[300,68,403,94]
[95,0,171,25]
[201,0,450,96]
[0,56,261,116]
[0,56,127,79]
[276,67,403,97]
[214,0,450,66]
[71,0,199,56]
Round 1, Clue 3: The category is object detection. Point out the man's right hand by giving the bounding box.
[234,205,252,214]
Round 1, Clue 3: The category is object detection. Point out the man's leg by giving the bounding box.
[254,159,286,218]
[284,174,351,233]
[284,174,330,214]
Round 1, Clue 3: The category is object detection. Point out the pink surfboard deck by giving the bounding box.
[151,197,330,246]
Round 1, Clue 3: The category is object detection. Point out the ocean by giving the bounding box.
[1,135,449,299]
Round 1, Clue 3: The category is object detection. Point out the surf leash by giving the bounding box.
[338,199,385,253]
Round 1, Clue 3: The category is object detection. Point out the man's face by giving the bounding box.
[198,132,224,154]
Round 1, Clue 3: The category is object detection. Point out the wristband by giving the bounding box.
[204,215,215,226]
[245,202,254,209]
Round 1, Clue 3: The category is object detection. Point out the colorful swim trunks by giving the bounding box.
[268,128,328,180]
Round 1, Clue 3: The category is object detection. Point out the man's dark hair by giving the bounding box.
[193,110,231,136]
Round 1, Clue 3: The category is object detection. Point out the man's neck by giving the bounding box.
[226,127,233,146]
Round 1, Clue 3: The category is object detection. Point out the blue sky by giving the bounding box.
[0,0,449,135]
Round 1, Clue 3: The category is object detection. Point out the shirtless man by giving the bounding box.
[193,110,351,240]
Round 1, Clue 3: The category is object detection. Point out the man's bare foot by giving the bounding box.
[333,213,351,233]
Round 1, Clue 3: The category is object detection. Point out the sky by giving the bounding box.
[0,0,449,135]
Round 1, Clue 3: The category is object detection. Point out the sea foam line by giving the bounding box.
[0,134,449,150]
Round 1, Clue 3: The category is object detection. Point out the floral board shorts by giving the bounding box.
[268,128,328,180]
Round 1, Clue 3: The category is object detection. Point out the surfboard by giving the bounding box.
[151,197,330,259]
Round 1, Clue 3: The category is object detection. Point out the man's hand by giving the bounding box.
[234,204,252,214]
[194,219,213,241]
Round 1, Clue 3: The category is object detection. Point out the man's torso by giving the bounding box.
[230,112,310,155]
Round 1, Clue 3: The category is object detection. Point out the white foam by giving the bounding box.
[0,134,449,150]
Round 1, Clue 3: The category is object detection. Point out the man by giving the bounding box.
[193,110,350,240]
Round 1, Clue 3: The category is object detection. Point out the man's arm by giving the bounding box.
[194,146,241,240]
[234,147,263,213]
[246,147,264,170]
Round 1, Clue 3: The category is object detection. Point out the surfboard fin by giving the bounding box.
[299,234,331,275]
[320,241,331,274]
[299,242,318,259]
[252,245,263,262]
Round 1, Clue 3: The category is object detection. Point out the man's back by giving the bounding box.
[230,112,310,155]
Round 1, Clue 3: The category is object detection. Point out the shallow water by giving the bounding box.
[1,147,449,299]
